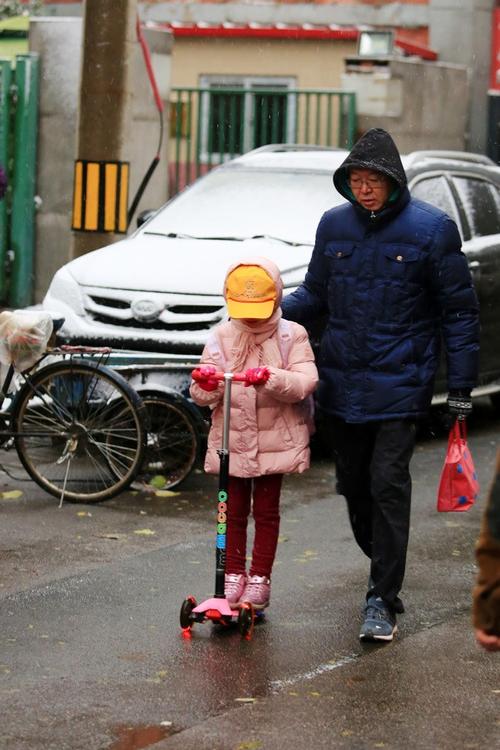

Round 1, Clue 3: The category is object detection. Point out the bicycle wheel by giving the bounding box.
[12,359,147,503]
[139,393,199,489]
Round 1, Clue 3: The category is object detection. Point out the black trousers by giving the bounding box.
[329,417,417,614]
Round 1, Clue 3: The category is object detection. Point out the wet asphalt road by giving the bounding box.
[0,401,499,750]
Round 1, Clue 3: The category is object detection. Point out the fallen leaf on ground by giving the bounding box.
[155,490,180,498]
[1,490,22,500]
[134,528,156,536]
[234,697,256,703]
[97,533,127,541]
[146,669,168,683]
[236,742,262,750]
[277,535,289,543]
[77,511,92,517]
[149,474,168,489]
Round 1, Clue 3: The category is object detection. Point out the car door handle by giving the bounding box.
[469,260,481,282]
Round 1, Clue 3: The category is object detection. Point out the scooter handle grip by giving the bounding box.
[191,368,264,385]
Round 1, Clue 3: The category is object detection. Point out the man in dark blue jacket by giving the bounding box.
[282,128,480,642]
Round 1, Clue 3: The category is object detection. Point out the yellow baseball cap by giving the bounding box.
[225,265,277,319]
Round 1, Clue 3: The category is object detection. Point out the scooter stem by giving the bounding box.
[214,373,233,598]
[222,372,233,453]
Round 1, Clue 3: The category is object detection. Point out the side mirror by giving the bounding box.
[137,209,156,228]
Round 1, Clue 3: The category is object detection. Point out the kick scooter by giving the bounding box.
[179,365,269,639]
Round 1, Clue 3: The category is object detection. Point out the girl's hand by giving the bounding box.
[244,367,270,387]
[192,365,220,391]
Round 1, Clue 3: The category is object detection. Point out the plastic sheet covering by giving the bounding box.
[0,310,54,371]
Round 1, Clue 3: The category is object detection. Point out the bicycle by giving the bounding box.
[0,313,147,505]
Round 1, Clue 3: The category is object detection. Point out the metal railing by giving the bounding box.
[0,53,39,307]
[169,86,357,196]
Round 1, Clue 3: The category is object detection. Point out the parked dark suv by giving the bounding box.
[43,145,500,408]
[404,149,500,407]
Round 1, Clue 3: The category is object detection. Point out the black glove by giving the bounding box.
[447,390,472,421]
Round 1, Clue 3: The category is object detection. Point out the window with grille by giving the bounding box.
[199,75,296,162]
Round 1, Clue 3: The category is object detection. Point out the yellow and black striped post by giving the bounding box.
[72,159,129,233]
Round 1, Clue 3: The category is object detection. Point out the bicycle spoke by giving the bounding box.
[14,362,144,502]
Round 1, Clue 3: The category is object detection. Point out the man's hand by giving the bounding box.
[475,628,500,652]
[447,390,472,421]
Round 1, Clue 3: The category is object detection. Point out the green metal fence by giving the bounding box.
[169,86,357,196]
[0,53,39,307]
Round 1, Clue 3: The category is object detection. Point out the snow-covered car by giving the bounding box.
[43,144,500,407]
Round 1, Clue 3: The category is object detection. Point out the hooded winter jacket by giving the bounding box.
[282,128,480,422]
[190,257,319,477]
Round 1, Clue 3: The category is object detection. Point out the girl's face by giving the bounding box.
[241,317,269,327]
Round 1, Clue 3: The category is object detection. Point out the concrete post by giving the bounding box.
[429,0,495,152]
[71,0,137,258]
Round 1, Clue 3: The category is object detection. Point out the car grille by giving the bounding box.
[89,295,130,309]
[91,311,214,332]
[83,289,225,333]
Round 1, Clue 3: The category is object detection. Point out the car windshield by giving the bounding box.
[142,168,343,246]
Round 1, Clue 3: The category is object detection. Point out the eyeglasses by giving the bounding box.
[349,175,387,190]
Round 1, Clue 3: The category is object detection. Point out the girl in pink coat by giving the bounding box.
[190,257,318,609]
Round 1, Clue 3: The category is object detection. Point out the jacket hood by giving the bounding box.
[223,255,283,311]
[333,129,409,223]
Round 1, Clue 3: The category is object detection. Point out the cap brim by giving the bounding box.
[227,299,275,320]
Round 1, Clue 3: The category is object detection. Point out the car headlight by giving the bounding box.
[43,265,85,316]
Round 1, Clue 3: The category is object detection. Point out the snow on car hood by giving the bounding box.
[64,233,313,294]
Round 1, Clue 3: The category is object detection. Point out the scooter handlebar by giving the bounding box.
[192,366,270,386]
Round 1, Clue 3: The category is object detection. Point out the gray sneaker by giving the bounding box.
[359,595,397,642]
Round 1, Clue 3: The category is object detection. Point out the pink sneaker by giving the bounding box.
[242,575,271,609]
[224,573,246,605]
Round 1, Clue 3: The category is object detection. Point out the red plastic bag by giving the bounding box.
[437,421,479,512]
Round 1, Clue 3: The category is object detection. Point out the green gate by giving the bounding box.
[0,53,39,307]
[169,86,356,196]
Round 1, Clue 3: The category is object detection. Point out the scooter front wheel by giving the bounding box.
[237,602,255,639]
[180,596,197,629]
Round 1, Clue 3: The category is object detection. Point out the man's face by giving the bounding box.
[348,168,391,212]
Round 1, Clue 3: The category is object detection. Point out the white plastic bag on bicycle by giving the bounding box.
[0,310,53,371]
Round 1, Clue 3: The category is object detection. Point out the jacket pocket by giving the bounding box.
[381,244,421,278]
[276,412,295,445]
[325,241,356,269]
[324,242,356,318]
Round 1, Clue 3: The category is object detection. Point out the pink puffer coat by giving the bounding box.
[190,319,318,477]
